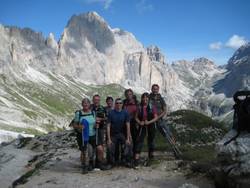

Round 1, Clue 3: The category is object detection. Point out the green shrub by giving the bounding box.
[170,109,227,131]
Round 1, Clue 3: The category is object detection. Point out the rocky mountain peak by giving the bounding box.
[213,43,250,97]
[227,42,250,69]
[172,58,216,70]
[146,45,165,64]
[193,57,215,66]
[61,11,115,53]
[171,60,192,69]
[192,57,218,73]
[6,26,45,44]
[66,11,106,27]
[86,11,106,22]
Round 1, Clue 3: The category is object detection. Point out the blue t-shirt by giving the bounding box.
[74,111,96,136]
[107,109,130,135]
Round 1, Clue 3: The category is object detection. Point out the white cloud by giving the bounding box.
[225,34,248,49]
[136,0,154,14]
[209,42,222,50]
[85,0,113,9]
[209,35,248,51]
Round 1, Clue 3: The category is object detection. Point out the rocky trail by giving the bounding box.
[0,130,215,188]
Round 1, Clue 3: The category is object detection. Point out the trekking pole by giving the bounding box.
[96,128,99,146]
[159,124,182,158]
[96,124,99,146]
[163,128,182,158]
[138,126,143,138]
[224,132,240,146]
[158,121,180,155]
[136,124,143,143]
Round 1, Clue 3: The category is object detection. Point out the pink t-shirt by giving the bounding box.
[141,105,157,121]
[124,101,137,119]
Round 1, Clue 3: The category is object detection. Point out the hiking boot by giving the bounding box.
[144,159,151,167]
[82,165,88,174]
[96,162,112,171]
[133,159,139,169]
[148,152,154,160]
[110,161,118,168]
[88,164,94,171]
[134,159,139,167]
[125,161,133,168]
[145,157,156,167]
[101,164,112,170]
[88,161,94,171]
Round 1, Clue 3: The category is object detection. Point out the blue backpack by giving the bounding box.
[81,118,89,145]
[69,110,95,145]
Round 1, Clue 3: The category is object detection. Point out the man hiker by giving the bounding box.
[107,98,132,167]
[91,94,111,170]
[71,98,96,174]
[105,96,114,116]
[149,84,180,158]
[135,92,158,167]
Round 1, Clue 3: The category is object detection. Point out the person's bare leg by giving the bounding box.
[97,145,104,162]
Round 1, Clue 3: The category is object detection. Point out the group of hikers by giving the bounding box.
[70,84,176,174]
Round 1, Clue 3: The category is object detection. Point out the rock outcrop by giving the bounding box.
[214,130,250,188]
[147,45,165,64]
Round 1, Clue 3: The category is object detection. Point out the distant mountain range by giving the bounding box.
[0,12,249,142]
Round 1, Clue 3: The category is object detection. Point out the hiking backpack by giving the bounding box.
[69,110,95,132]
[224,90,250,145]
[232,91,250,132]
[149,93,166,114]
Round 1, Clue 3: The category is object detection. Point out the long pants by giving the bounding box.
[107,133,133,164]
[130,119,139,155]
[135,123,156,154]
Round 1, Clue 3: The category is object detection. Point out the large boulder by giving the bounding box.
[214,130,250,188]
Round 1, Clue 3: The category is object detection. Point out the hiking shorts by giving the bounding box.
[76,132,96,151]
[96,128,105,146]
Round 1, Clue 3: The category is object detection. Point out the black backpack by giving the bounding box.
[224,91,250,145]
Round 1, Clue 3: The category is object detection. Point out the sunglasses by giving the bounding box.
[116,102,123,104]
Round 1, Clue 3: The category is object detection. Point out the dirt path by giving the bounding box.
[0,131,216,188]
[15,149,215,188]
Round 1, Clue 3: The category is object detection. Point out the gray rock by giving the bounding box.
[147,45,165,64]
[215,130,250,188]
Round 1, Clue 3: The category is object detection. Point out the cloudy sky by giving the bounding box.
[0,0,250,65]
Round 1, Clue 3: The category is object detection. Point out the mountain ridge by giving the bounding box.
[0,12,249,142]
